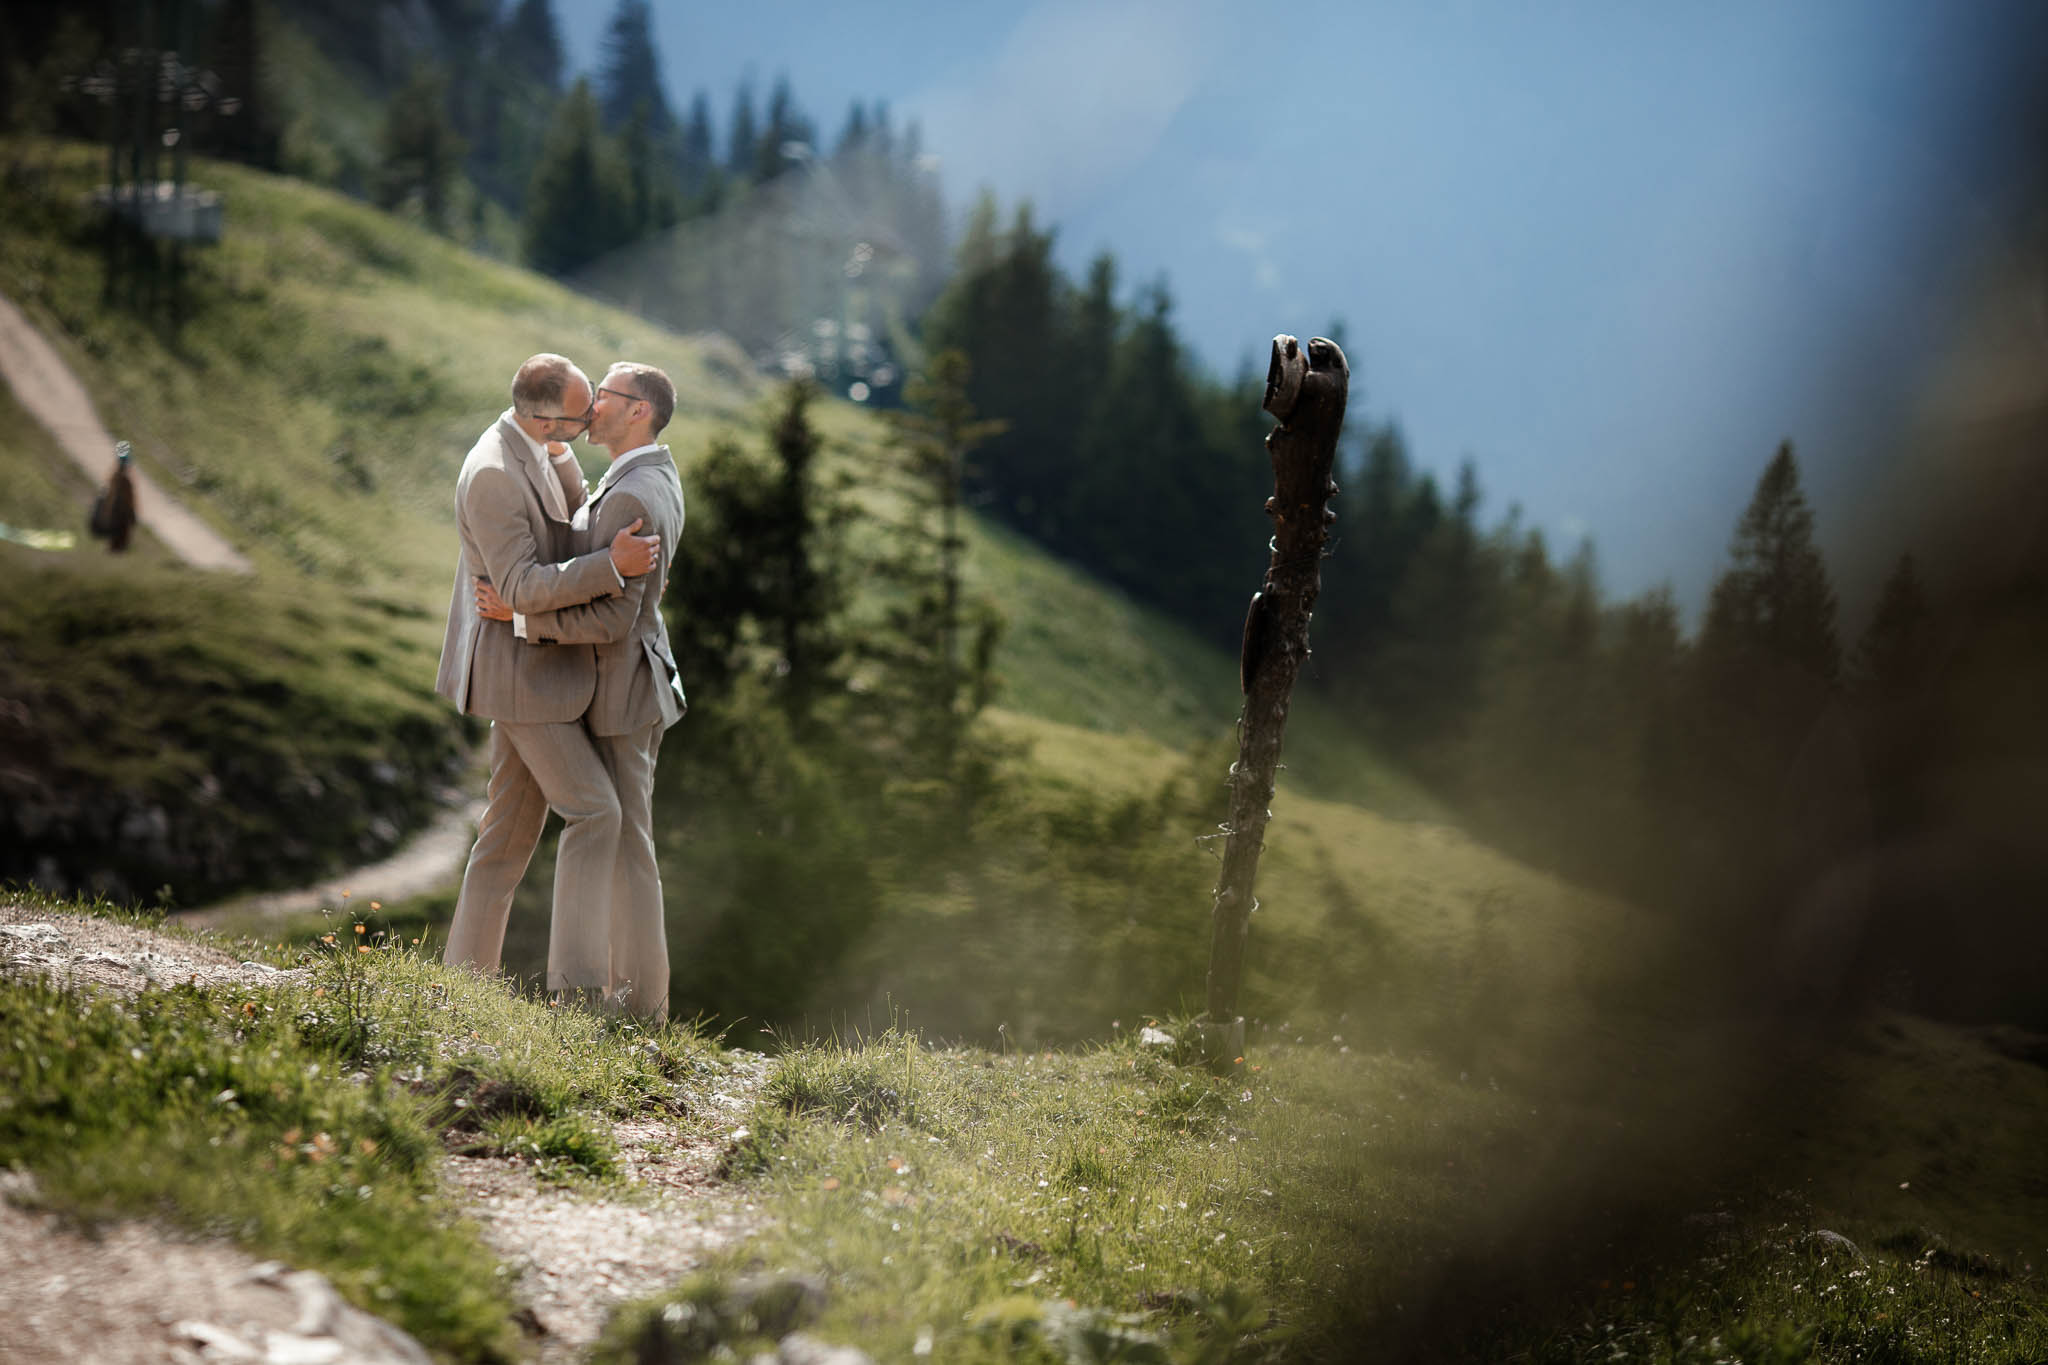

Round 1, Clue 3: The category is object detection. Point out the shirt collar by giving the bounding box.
[501,408,549,465]
[612,442,665,465]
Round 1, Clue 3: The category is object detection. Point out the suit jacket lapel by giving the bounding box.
[590,446,674,507]
[498,417,571,523]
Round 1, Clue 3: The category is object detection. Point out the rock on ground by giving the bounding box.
[0,1180,431,1365]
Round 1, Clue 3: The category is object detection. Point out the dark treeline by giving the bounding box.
[925,195,2048,1033]
[923,196,1277,643]
[6,0,947,381]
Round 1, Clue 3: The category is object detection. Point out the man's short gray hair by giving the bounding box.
[606,362,676,436]
[511,353,586,412]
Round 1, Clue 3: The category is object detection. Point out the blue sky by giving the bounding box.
[556,1,2042,624]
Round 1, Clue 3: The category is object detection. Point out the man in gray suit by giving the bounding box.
[477,361,687,1022]
[437,353,661,998]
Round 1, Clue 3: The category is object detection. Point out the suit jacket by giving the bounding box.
[435,415,622,724]
[518,445,687,737]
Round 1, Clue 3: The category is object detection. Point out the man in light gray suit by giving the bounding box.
[437,353,661,997]
[477,361,687,1022]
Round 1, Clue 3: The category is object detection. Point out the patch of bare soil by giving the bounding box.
[443,1063,773,1361]
[0,905,775,1362]
[0,902,305,996]
[0,1176,431,1364]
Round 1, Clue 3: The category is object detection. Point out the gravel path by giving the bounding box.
[0,1184,435,1365]
[0,904,773,1362]
[174,792,488,931]
[0,287,253,573]
[445,1077,772,1362]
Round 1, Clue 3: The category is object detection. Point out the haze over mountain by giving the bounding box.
[556,0,2048,622]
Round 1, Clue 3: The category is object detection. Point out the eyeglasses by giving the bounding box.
[527,407,593,427]
[596,385,646,407]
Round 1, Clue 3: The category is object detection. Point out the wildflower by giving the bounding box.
[821,1178,841,1191]
[354,924,366,935]
[358,946,371,954]
[369,901,381,911]
[321,934,336,945]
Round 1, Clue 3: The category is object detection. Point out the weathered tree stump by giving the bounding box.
[1197,334,1348,1069]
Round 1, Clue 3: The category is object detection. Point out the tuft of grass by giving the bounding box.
[765,1026,923,1130]
[462,1112,621,1182]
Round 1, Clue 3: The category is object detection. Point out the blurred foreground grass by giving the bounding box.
[10,895,2039,1362]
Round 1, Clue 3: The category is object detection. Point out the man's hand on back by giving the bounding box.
[474,578,513,621]
[609,517,660,577]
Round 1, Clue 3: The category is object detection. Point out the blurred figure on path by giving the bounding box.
[89,442,136,552]
[475,362,687,1023]
[436,353,661,1002]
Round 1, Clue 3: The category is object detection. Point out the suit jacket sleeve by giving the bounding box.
[467,466,621,614]
[519,491,654,645]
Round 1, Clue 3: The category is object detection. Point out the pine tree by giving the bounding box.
[1852,552,1932,696]
[835,101,870,158]
[1375,461,1489,773]
[500,0,564,92]
[375,64,464,232]
[1699,441,1841,684]
[1319,421,1420,689]
[870,350,1007,771]
[679,91,715,192]
[1681,442,1846,925]
[522,78,633,275]
[620,100,680,237]
[666,384,849,717]
[925,202,1064,535]
[596,0,671,132]
[763,382,850,717]
[726,83,758,178]
[753,76,813,182]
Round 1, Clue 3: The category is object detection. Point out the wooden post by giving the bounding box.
[1198,334,1348,1068]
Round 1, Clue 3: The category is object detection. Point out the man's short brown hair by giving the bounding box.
[511,353,586,412]
[605,362,675,436]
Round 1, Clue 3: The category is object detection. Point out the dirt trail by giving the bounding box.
[175,792,487,931]
[0,904,770,1362]
[0,288,253,572]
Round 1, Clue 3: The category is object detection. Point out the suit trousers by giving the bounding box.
[445,718,620,992]
[595,719,668,1021]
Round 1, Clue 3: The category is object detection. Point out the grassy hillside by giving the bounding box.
[0,134,1428,909]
